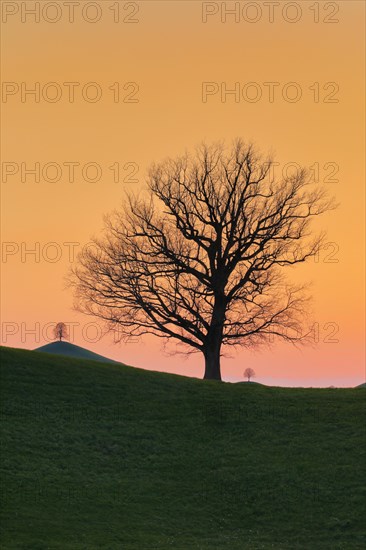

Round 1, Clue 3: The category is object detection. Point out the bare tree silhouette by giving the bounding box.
[71,140,335,380]
[53,322,68,342]
[244,367,255,382]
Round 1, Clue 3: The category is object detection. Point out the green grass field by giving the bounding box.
[1,346,365,549]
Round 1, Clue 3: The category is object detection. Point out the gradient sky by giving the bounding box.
[1,1,365,386]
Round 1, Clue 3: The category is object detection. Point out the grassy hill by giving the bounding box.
[1,346,365,549]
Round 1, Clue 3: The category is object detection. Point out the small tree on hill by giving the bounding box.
[244,367,255,382]
[54,322,68,342]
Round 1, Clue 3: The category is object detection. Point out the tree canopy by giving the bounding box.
[71,140,335,379]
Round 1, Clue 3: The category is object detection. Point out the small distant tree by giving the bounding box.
[53,322,68,342]
[244,367,255,382]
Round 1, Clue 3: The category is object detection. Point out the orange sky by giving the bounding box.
[1,1,365,386]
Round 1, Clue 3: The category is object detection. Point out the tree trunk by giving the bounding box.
[203,292,226,380]
[204,348,222,380]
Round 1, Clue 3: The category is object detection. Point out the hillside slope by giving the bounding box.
[1,346,365,549]
[35,341,119,363]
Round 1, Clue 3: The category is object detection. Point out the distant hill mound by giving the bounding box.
[34,341,119,364]
[356,382,366,388]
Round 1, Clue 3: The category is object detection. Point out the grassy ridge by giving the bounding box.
[1,346,365,549]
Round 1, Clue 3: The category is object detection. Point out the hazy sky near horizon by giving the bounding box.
[1,0,365,386]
